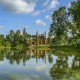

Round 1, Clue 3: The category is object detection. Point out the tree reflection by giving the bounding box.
[0,48,80,80]
[0,48,50,65]
[72,55,80,70]
[50,52,68,79]
[50,50,80,80]
[47,50,53,63]
[6,50,31,65]
[0,49,10,61]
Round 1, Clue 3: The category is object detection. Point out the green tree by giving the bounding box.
[6,30,15,46]
[23,28,27,35]
[68,0,80,44]
[14,30,21,46]
[0,34,4,46]
[49,6,70,45]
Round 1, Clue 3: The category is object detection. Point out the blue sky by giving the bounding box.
[0,0,75,35]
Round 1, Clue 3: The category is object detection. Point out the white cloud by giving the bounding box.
[35,19,46,26]
[43,0,49,6]
[32,10,41,16]
[32,9,47,16]
[49,0,59,9]
[0,0,36,14]
[32,0,59,16]
[45,15,51,20]
[0,0,59,16]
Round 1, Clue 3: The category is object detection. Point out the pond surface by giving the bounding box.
[0,48,80,80]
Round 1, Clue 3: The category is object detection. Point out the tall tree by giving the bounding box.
[6,30,15,46]
[68,0,80,44]
[49,6,70,45]
[23,28,27,35]
[0,34,4,45]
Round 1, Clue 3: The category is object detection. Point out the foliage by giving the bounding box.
[49,0,80,46]
[0,28,30,48]
[49,6,70,45]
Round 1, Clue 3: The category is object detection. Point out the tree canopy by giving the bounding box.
[49,0,80,46]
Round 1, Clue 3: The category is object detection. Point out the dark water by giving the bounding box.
[0,48,80,80]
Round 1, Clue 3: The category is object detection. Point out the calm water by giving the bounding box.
[0,48,80,80]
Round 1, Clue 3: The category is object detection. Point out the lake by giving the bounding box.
[0,48,80,80]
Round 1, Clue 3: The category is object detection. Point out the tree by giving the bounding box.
[6,30,15,46]
[49,6,70,45]
[68,0,80,44]
[0,34,4,46]
[14,30,21,46]
[23,28,27,35]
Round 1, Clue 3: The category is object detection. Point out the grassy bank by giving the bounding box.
[35,44,80,51]
[50,44,80,51]
[36,44,80,48]
[36,44,50,49]
[0,45,29,50]
[31,44,50,50]
[0,44,80,50]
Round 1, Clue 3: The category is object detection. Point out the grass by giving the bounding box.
[0,44,80,51]
[0,44,29,50]
[35,44,50,50]
[36,44,50,48]
[50,44,80,50]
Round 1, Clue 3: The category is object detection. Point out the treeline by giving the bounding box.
[0,0,80,48]
[48,0,80,46]
[0,28,30,48]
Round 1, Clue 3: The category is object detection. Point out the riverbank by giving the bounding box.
[35,44,50,50]
[0,44,80,50]
[0,45,29,50]
[35,44,80,51]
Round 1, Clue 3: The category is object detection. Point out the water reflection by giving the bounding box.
[5,49,50,65]
[0,48,80,80]
[50,50,80,80]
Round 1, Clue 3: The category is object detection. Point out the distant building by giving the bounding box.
[29,31,47,45]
